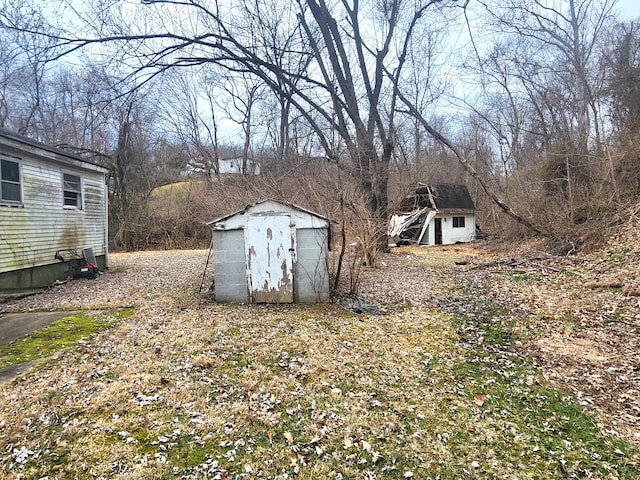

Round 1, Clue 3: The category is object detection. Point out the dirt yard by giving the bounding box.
[0,241,638,479]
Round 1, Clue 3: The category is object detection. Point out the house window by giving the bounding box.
[453,216,465,228]
[1,158,22,203]
[63,172,82,209]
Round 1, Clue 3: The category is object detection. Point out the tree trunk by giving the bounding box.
[398,91,545,236]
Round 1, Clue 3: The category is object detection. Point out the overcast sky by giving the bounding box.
[617,0,640,19]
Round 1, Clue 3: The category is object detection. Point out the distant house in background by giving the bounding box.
[389,183,476,246]
[0,129,109,290]
[182,155,261,177]
[218,156,261,175]
[209,200,330,304]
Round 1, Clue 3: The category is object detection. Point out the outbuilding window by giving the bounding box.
[63,172,82,209]
[452,216,465,228]
[1,158,22,204]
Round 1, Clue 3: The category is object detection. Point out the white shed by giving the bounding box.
[208,200,330,303]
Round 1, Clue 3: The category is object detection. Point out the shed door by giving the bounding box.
[434,218,443,245]
[247,214,294,303]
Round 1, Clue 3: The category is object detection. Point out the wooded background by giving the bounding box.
[1,0,639,261]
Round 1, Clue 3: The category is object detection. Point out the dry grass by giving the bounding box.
[0,247,638,479]
[470,221,640,445]
[151,181,206,198]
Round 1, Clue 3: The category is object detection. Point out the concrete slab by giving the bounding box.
[0,311,77,384]
[0,311,75,345]
[0,361,41,384]
[0,289,46,304]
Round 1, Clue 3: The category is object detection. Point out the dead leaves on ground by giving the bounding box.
[458,227,640,444]
[0,246,639,479]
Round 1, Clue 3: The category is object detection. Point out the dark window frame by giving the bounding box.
[1,157,23,204]
[452,216,466,228]
[62,171,83,209]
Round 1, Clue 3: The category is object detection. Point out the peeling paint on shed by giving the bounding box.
[209,200,330,304]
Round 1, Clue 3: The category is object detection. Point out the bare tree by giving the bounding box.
[396,86,545,234]
[108,89,159,250]
[481,0,617,153]
[0,4,60,135]
[2,0,555,257]
[601,20,640,199]
[605,21,640,134]
[237,0,313,171]
[160,68,222,181]
[218,71,265,175]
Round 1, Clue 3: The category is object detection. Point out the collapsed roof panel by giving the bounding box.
[397,184,475,213]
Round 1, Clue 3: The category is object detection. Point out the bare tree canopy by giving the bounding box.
[2,0,639,256]
[0,1,487,255]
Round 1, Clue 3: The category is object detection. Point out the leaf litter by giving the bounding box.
[0,243,638,479]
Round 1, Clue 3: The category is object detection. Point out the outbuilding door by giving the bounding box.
[434,218,443,245]
[247,214,294,303]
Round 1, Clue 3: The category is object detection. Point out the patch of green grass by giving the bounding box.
[451,351,639,478]
[482,319,514,345]
[607,246,628,263]
[511,272,540,281]
[460,298,514,346]
[0,308,134,369]
[446,292,640,479]
[558,314,579,332]
[318,317,341,334]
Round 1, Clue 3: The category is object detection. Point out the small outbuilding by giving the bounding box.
[0,129,109,290]
[208,200,330,303]
[389,183,476,246]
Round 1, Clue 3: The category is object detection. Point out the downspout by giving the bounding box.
[104,172,109,269]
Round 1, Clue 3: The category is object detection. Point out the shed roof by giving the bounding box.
[208,199,330,226]
[398,184,476,213]
[0,128,108,174]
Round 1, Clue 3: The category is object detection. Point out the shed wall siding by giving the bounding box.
[426,214,475,245]
[0,155,107,275]
[212,229,248,302]
[294,228,330,303]
[441,214,475,245]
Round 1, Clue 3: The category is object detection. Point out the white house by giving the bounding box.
[182,155,261,177]
[0,129,109,290]
[218,156,261,175]
[208,200,330,303]
[389,184,476,246]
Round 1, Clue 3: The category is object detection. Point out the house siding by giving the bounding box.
[218,157,261,175]
[425,214,475,245]
[0,132,107,289]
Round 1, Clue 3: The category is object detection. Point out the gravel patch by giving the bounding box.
[1,246,471,314]
[0,249,210,313]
